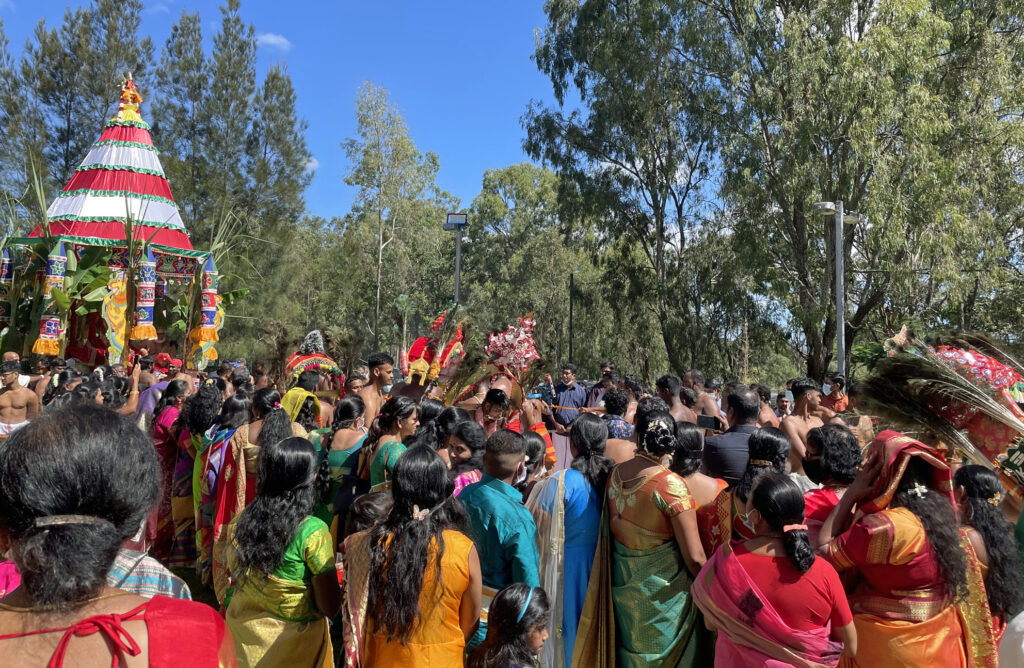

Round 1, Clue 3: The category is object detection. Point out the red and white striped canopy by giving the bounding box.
[32,78,193,250]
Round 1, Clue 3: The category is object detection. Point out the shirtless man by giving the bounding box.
[781,377,826,475]
[137,356,156,392]
[684,369,728,429]
[0,361,40,436]
[655,374,697,424]
[751,383,780,428]
[2,352,32,390]
[358,352,394,425]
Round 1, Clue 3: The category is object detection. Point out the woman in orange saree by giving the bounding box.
[818,431,970,668]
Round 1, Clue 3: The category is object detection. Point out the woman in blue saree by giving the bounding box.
[526,413,609,667]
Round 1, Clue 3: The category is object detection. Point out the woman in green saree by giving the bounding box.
[575,406,710,667]
[309,395,368,524]
[225,436,341,667]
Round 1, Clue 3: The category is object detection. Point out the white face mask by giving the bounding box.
[822,384,832,395]
[514,461,528,486]
[382,384,393,395]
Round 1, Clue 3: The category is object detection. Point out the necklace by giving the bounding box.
[635,451,664,466]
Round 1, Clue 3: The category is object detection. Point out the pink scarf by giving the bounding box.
[692,543,843,668]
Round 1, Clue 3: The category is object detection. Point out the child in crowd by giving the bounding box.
[469,583,551,668]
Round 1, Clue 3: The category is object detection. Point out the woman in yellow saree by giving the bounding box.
[575,408,710,667]
[952,465,1023,667]
[818,431,971,668]
[225,436,340,668]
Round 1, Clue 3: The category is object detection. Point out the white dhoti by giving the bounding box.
[0,420,29,436]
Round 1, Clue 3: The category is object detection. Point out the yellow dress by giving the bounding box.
[363,529,474,667]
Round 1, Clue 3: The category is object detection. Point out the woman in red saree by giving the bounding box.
[693,473,855,666]
[150,379,189,562]
[211,389,304,604]
[818,431,972,668]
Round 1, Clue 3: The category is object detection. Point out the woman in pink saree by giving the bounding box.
[693,473,856,667]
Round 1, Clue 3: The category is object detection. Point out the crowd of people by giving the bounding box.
[0,350,1022,667]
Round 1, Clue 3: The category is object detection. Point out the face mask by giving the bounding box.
[739,511,755,533]
[514,461,528,486]
[822,384,832,395]
[382,384,393,395]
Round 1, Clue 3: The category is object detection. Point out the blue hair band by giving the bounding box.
[517,587,534,624]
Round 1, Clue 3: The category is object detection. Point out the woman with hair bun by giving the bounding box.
[818,431,971,668]
[954,465,1022,659]
[0,404,234,666]
[693,472,856,665]
[576,409,709,666]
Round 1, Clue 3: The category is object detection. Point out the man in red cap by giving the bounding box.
[169,358,182,376]
[154,352,171,380]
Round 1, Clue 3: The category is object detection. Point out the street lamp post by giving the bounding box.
[812,201,863,378]
[444,213,469,304]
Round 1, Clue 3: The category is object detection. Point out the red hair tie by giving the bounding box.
[274,402,281,409]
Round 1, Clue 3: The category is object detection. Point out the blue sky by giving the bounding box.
[0,0,562,220]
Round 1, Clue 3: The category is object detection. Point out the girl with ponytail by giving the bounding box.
[310,395,367,523]
[692,472,856,665]
[340,445,481,665]
[226,436,339,666]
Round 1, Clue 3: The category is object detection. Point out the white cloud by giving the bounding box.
[145,0,171,14]
[0,0,16,10]
[305,157,319,172]
[256,33,292,52]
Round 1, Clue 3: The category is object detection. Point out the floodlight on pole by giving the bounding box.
[445,213,469,304]
[813,200,864,378]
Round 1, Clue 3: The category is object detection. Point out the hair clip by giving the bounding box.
[783,524,808,533]
[412,504,430,521]
[273,402,281,409]
[750,459,772,467]
[517,587,535,623]
[908,482,928,498]
[988,492,1002,507]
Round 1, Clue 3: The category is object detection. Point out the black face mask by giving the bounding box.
[803,456,825,484]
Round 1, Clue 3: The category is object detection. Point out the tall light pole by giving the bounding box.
[444,213,468,303]
[812,201,863,378]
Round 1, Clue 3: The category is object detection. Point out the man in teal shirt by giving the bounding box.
[459,428,540,648]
